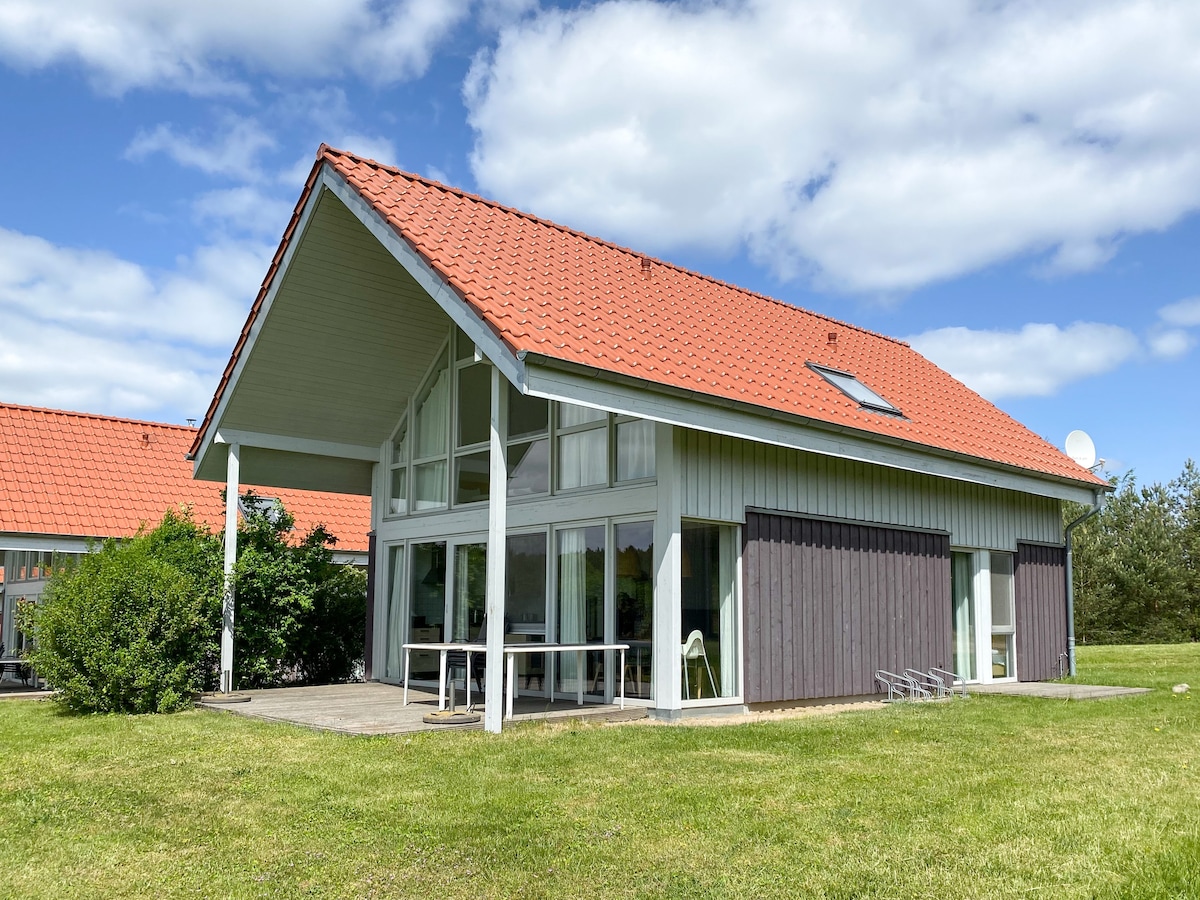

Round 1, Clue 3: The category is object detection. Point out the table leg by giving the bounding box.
[576,650,584,706]
[466,650,473,708]
[506,652,516,720]
[438,650,448,711]
[619,648,626,710]
[403,647,410,706]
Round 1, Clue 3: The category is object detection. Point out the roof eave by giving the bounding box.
[519,351,1109,500]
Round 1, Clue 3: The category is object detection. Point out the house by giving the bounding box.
[0,403,371,662]
[189,146,1108,730]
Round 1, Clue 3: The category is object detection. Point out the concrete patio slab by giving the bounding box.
[197,682,647,735]
[970,682,1151,700]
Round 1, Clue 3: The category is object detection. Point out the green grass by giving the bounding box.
[2,645,1198,899]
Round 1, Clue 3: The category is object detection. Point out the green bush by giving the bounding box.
[23,510,222,713]
[233,502,366,688]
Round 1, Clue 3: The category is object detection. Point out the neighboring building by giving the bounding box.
[0,403,371,658]
[189,146,1108,728]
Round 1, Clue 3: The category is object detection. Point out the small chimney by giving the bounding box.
[827,331,838,346]
[641,257,652,280]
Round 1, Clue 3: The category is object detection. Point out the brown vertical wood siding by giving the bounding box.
[743,512,951,703]
[1015,542,1068,682]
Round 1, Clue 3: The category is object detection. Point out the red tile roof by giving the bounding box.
[195,146,1105,488]
[2,403,370,550]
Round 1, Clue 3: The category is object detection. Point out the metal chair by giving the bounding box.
[680,630,718,699]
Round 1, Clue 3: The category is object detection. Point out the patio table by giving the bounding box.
[401,642,484,711]
[503,643,629,720]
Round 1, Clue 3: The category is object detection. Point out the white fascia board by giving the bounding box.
[521,361,1102,506]
[318,167,526,391]
[332,551,369,567]
[0,533,93,553]
[214,429,378,462]
[192,173,330,479]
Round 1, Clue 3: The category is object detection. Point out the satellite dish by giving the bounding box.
[1065,430,1097,469]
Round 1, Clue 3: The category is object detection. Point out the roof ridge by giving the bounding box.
[0,401,197,433]
[319,145,907,348]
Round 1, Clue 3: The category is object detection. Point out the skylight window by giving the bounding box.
[809,364,902,416]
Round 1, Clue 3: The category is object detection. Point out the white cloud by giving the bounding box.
[0,227,265,418]
[907,322,1140,399]
[1147,328,1194,360]
[125,116,276,180]
[194,187,294,237]
[1159,296,1200,327]
[465,0,1200,293]
[0,0,471,95]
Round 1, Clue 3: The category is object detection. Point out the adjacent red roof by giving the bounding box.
[196,146,1105,488]
[2,403,370,550]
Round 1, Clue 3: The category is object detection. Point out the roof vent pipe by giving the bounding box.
[827,332,838,346]
[640,257,652,279]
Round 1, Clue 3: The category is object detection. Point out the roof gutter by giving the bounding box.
[518,351,1109,494]
[1064,489,1105,677]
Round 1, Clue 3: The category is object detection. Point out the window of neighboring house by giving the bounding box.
[809,364,902,416]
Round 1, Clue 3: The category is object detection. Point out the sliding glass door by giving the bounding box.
[555,524,606,697]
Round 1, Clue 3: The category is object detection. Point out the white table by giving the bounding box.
[503,643,629,720]
[401,642,630,718]
[401,642,484,710]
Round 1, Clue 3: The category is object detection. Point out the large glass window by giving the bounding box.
[412,349,450,511]
[681,521,738,700]
[616,417,655,482]
[388,418,408,515]
[508,385,549,497]
[615,521,654,700]
[408,542,446,678]
[451,543,487,642]
[384,545,406,681]
[951,551,976,682]
[506,532,548,694]
[557,403,608,490]
[990,552,1015,678]
[556,525,606,696]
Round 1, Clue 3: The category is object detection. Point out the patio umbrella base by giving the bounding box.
[422,709,481,726]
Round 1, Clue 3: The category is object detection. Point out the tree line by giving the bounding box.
[1069,460,1200,644]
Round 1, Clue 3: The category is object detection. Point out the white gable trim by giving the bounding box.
[214,429,378,462]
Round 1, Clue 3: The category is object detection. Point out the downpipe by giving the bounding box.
[1064,491,1105,677]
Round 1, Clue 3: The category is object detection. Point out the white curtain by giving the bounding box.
[414,362,449,459]
[385,548,405,681]
[718,527,737,698]
[558,430,607,489]
[617,419,656,481]
[558,528,587,687]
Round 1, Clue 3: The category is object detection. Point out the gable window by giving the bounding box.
[388,417,409,515]
[809,364,901,416]
[615,416,655,482]
[558,403,608,490]
[454,361,491,504]
[412,347,450,511]
[507,384,549,497]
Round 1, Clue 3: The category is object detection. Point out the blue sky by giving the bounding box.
[1,0,1197,487]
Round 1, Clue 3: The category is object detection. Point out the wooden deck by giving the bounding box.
[196,682,647,735]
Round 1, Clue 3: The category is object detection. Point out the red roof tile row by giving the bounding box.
[2,403,370,550]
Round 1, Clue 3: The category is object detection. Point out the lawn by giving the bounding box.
[1,645,1197,900]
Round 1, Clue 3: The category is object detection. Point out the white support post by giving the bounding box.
[652,422,683,713]
[483,366,508,733]
[220,443,240,694]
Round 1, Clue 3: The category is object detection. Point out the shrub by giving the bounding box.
[23,510,222,713]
